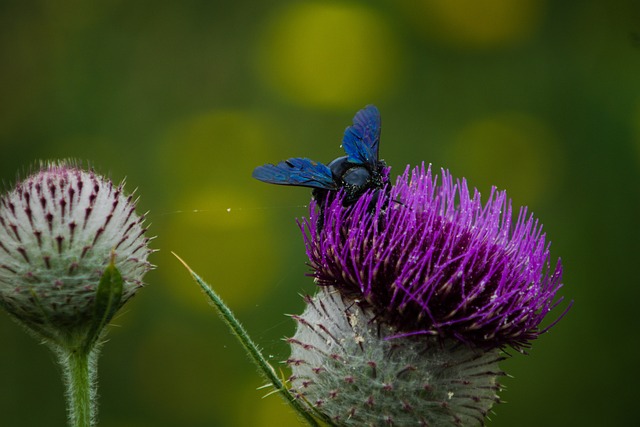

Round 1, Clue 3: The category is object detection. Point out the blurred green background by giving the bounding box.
[1,1,639,426]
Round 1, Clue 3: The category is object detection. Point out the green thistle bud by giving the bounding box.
[0,162,154,427]
[288,288,504,426]
[0,162,153,347]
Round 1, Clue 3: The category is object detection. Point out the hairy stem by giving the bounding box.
[57,345,99,427]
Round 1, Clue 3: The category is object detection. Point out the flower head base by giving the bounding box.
[0,162,153,345]
[288,287,504,426]
[300,163,568,351]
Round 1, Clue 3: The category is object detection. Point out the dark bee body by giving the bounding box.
[253,105,388,220]
[312,155,386,208]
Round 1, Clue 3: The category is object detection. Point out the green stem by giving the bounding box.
[173,253,325,427]
[57,346,98,427]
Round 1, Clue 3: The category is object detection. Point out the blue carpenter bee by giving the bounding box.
[252,105,388,214]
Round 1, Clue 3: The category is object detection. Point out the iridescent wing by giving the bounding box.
[341,105,381,166]
[252,158,337,190]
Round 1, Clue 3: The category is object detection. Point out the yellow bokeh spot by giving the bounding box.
[161,186,279,311]
[158,109,275,181]
[398,0,544,48]
[448,113,562,205]
[157,110,281,310]
[256,2,403,109]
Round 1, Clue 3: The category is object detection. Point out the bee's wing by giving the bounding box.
[252,158,338,190]
[341,105,381,167]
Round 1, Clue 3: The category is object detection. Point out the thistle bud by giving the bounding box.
[0,162,153,348]
[289,288,504,426]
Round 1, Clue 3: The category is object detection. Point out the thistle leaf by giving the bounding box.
[83,255,123,352]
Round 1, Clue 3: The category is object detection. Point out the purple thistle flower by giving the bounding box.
[299,163,568,351]
[265,106,573,425]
